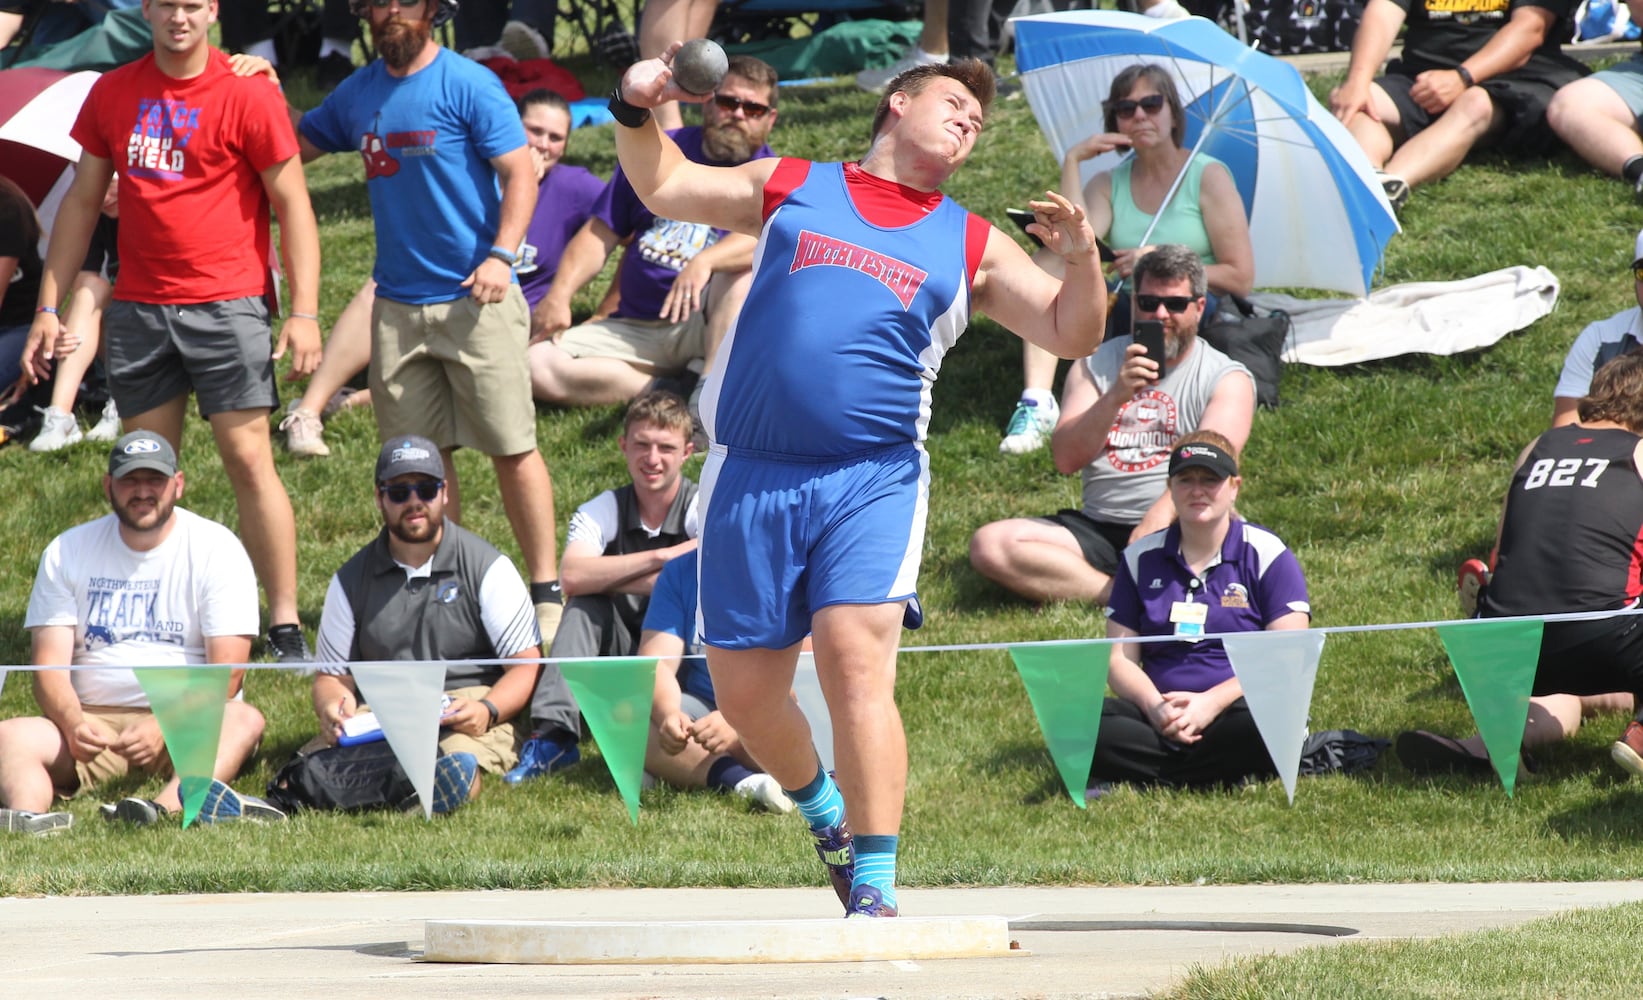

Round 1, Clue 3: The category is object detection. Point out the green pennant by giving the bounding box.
[557,657,658,824]
[1435,619,1544,797]
[1009,643,1110,808]
[135,666,230,827]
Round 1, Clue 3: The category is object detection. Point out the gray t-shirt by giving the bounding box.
[1080,336,1252,524]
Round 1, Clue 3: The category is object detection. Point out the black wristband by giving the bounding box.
[480,698,500,729]
[530,580,563,605]
[1455,65,1475,88]
[608,85,652,128]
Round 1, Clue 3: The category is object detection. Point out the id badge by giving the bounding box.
[1170,600,1207,639]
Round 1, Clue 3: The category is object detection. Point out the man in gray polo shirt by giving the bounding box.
[309,435,557,810]
[969,245,1256,607]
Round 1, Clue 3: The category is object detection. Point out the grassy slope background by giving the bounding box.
[3,57,1643,896]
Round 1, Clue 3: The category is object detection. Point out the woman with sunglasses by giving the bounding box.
[1091,430,1310,793]
[1002,64,1254,456]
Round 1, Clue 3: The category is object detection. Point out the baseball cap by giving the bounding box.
[108,430,178,478]
[375,435,445,484]
[1633,228,1643,268]
[1168,440,1238,480]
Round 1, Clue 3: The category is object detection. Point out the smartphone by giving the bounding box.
[1005,208,1116,262]
[1134,319,1167,380]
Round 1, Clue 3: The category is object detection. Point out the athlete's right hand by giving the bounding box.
[22,310,60,384]
[618,41,710,110]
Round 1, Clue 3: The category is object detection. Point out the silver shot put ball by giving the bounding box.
[672,38,728,96]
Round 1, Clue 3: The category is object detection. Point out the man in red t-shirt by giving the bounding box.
[23,0,322,663]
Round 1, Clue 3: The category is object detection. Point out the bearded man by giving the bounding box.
[291,0,573,660]
[526,55,782,410]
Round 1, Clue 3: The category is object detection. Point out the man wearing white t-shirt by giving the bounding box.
[0,432,269,834]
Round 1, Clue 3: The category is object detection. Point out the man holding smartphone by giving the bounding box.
[971,245,1256,606]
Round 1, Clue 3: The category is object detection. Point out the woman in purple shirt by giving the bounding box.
[1094,429,1311,790]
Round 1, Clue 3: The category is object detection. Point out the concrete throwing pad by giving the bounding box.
[423,916,1017,964]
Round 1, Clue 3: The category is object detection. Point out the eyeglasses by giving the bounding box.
[1107,94,1166,120]
[379,479,443,504]
[711,93,772,120]
[1135,293,1196,314]
[368,0,424,7]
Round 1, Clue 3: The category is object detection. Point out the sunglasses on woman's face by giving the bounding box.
[379,479,443,504]
[1135,293,1196,314]
[1108,94,1167,119]
[712,94,772,120]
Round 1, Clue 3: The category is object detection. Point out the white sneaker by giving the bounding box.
[84,399,120,442]
[279,404,330,457]
[734,772,795,814]
[999,396,1060,455]
[1143,0,1192,18]
[856,46,948,93]
[29,406,82,452]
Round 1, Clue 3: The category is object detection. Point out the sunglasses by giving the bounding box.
[379,479,443,504]
[1107,94,1167,119]
[367,0,424,7]
[711,93,772,120]
[1135,293,1196,314]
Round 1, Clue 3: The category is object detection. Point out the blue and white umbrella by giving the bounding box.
[1014,10,1398,297]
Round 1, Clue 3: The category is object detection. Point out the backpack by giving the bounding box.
[1200,294,1291,410]
[265,740,421,814]
[1243,0,1363,55]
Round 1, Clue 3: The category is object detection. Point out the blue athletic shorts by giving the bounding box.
[696,444,928,650]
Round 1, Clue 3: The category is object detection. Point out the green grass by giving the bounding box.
[5,58,1643,904]
[1164,902,1643,999]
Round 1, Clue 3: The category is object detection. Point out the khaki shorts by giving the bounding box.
[304,685,524,776]
[66,706,174,795]
[371,287,538,457]
[559,313,706,373]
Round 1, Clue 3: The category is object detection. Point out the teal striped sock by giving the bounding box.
[851,833,898,907]
[787,766,845,832]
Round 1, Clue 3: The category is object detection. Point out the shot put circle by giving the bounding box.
[672,38,728,96]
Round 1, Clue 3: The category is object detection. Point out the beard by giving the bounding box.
[387,508,441,545]
[702,119,759,164]
[108,488,176,535]
[373,15,431,71]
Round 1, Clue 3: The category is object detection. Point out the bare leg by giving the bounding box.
[919,0,949,55]
[0,717,79,813]
[1383,88,1503,190]
[708,641,815,788]
[1547,77,1643,179]
[528,338,655,407]
[122,395,190,453]
[1457,695,1581,757]
[810,602,906,837]
[637,0,720,131]
[441,446,462,524]
[1583,693,1635,716]
[208,408,300,627]
[295,279,374,415]
[0,12,22,50]
[492,449,560,583]
[46,274,111,414]
[701,268,752,373]
[969,518,1115,604]
[1343,83,1403,170]
[151,702,267,812]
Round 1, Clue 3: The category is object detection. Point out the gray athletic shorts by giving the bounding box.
[104,297,278,418]
[1593,53,1643,117]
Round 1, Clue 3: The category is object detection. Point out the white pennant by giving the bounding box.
[1222,630,1326,804]
[350,662,450,819]
[792,652,835,774]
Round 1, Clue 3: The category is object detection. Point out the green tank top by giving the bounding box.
[1107,154,1221,265]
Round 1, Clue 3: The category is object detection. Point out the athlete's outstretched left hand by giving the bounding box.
[1026,190,1097,264]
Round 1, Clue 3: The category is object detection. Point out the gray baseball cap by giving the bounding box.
[108,431,178,478]
[375,435,445,484]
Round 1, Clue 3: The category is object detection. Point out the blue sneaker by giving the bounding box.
[431,752,479,814]
[812,821,855,908]
[503,734,580,785]
[844,884,899,918]
[198,779,286,824]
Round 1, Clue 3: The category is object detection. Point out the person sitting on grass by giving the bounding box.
[642,548,794,813]
[0,431,272,834]
[1090,431,1311,794]
[1399,352,1643,779]
[306,435,546,814]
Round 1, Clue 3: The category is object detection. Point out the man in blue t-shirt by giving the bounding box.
[527,55,780,410]
[290,0,568,650]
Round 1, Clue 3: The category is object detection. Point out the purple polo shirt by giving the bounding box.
[595,126,773,321]
[1106,519,1311,694]
[519,162,605,308]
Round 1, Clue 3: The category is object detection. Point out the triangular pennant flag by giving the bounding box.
[136,666,230,828]
[792,652,835,774]
[351,662,449,819]
[559,657,658,824]
[1435,619,1543,796]
[1223,630,1326,804]
[1009,643,1110,807]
